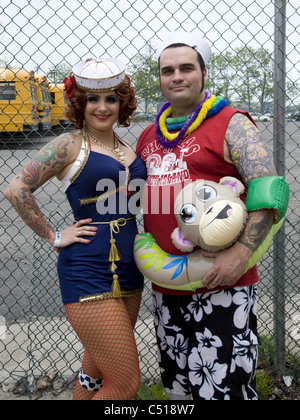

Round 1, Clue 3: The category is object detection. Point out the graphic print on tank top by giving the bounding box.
[143,136,200,187]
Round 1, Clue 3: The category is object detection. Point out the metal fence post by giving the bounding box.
[273,0,287,379]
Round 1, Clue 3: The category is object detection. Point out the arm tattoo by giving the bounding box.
[16,134,71,192]
[238,209,275,253]
[14,187,55,240]
[225,115,277,252]
[226,113,277,185]
[7,134,73,243]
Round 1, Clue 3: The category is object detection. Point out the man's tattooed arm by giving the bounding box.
[225,113,277,253]
[4,134,75,245]
[226,113,277,183]
[238,209,274,253]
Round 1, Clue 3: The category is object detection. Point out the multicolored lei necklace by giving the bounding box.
[155,91,228,149]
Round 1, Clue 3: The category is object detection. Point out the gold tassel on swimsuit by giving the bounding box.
[107,218,131,298]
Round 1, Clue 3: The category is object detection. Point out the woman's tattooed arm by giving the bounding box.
[16,135,72,191]
[10,186,56,242]
[225,114,277,253]
[4,134,74,244]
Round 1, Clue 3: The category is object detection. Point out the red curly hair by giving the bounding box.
[65,74,137,129]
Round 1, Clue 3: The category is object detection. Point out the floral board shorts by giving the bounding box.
[153,285,259,401]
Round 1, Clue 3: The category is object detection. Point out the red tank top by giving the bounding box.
[136,106,259,295]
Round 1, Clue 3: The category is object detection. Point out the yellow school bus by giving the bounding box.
[35,74,52,131]
[50,83,67,127]
[0,68,39,133]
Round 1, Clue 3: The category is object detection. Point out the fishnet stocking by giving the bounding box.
[65,293,142,400]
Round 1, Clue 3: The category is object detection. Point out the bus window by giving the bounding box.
[0,68,39,133]
[0,82,16,100]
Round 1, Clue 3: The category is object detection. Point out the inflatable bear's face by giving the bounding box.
[172,177,248,253]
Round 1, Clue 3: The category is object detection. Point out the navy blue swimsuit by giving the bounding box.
[57,137,147,304]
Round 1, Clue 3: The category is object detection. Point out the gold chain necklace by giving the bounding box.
[83,127,130,185]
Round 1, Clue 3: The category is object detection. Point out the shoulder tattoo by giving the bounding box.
[226,114,277,185]
[17,134,73,192]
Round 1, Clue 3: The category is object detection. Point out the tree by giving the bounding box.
[234,46,275,113]
[206,51,236,105]
[232,46,262,111]
[129,53,162,112]
[255,48,274,113]
[129,46,299,114]
[47,63,72,83]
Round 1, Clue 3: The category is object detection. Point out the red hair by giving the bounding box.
[65,74,137,130]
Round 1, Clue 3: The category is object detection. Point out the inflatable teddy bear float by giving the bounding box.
[134,176,288,292]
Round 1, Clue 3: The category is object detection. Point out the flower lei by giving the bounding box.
[155,91,229,149]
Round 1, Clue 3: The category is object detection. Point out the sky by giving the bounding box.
[0,0,299,83]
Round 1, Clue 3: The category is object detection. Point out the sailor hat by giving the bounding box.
[156,30,212,66]
[72,57,126,92]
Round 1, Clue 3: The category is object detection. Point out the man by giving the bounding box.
[136,31,287,400]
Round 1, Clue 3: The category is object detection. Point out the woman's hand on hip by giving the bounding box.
[56,219,98,250]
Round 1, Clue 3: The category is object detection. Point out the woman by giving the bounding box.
[4,57,147,400]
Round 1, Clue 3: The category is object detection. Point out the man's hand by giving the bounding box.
[201,209,275,290]
[201,241,252,289]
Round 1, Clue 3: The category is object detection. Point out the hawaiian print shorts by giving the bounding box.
[153,285,259,400]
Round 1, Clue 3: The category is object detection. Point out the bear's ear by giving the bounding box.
[220,177,245,196]
[171,228,196,252]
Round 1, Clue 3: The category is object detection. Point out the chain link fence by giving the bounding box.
[0,0,299,397]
